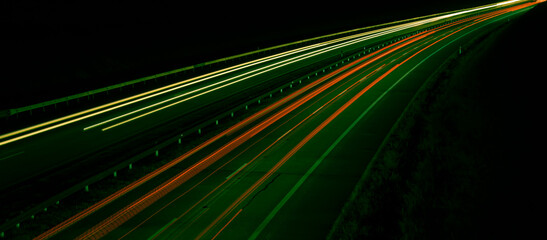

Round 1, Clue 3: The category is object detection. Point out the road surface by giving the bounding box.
[28,2,537,239]
[0,1,527,226]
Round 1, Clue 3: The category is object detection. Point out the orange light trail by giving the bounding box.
[194,4,534,238]
[34,3,534,239]
[138,57,390,240]
[71,24,437,240]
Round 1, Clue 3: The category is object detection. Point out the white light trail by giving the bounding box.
[0,1,520,145]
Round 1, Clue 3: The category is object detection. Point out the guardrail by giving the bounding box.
[2,7,476,119]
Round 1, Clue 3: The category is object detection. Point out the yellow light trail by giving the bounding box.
[87,19,441,131]
[0,1,517,146]
[5,20,402,140]
[1,34,352,144]
[98,19,447,131]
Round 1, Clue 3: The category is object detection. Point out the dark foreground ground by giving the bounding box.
[329,3,545,239]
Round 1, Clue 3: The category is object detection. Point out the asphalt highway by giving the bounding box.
[29,2,537,239]
[0,1,526,219]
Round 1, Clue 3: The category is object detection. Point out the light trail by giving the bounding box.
[1,1,507,146]
[93,17,453,131]
[194,31,436,240]
[248,4,535,239]
[82,33,381,131]
[1,26,359,141]
[93,0,521,131]
[147,24,468,239]
[34,35,380,240]
[197,4,535,238]
[73,28,436,240]
[118,54,392,240]
[94,1,527,131]
[144,3,537,239]
[1,12,427,141]
[39,9,484,237]
[210,209,242,240]
[157,57,388,240]
[33,2,536,239]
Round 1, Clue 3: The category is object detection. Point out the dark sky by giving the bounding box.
[0,0,499,107]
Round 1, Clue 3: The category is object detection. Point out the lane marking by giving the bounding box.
[0,151,24,161]
[226,163,249,180]
[147,218,177,240]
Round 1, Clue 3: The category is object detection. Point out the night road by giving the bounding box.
[0,0,543,239]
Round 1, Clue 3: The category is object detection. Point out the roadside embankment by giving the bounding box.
[328,3,545,239]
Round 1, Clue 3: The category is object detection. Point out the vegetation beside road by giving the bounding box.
[328,13,519,239]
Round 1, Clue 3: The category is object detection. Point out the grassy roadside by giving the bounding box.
[327,16,515,240]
